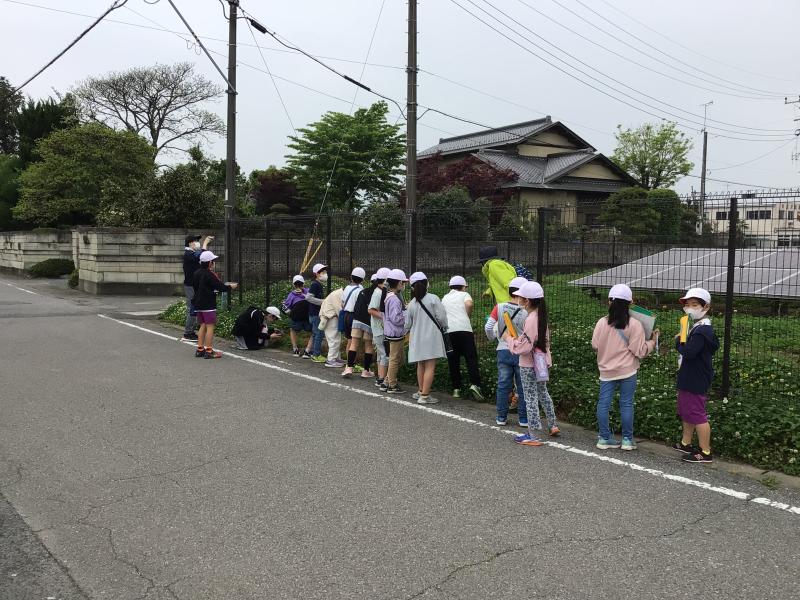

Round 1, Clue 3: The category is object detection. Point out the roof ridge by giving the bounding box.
[436,116,551,144]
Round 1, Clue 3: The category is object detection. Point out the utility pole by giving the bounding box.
[224,0,239,301]
[698,101,713,235]
[405,0,418,272]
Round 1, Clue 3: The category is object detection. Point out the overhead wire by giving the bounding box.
[559,0,790,98]
[447,0,795,142]
[14,0,129,91]
[462,0,792,138]
[709,138,796,172]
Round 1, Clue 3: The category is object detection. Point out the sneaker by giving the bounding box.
[549,426,561,437]
[341,366,353,378]
[379,383,389,392]
[452,389,461,398]
[182,333,198,341]
[621,437,637,451]
[204,349,223,359]
[496,417,508,426]
[324,360,340,368]
[292,348,300,357]
[518,419,528,428]
[417,395,439,405]
[596,437,621,450]
[682,450,713,464]
[514,433,544,446]
[361,370,375,379]
[671,441,696,454]
[311,355,327,364]
[374,378,384,388]
[469,384,484,401]
[386,385,404,394]
[412,391,421,401]
[195,349,206,358]
[301,350,312,360]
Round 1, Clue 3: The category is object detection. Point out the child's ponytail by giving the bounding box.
[531,298,548,351]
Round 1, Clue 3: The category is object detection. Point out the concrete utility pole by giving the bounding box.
[698,101,713,235]
[405,0,418,271]
[225,0,239,298]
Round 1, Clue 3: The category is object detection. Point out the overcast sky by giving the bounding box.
[3,0,800,195]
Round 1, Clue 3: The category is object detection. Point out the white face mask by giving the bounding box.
[318,273,328,283]
[683,306,707,320]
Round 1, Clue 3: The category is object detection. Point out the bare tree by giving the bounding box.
[73,62,225,158]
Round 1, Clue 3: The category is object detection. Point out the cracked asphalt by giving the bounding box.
[1,276,799,599]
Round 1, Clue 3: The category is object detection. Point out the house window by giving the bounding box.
[789,211,795,220]
[715,211,727,220]
[745,210,771,220]
[779,210,785,219]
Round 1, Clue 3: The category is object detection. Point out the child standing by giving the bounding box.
[191,250,238,359]
[442,275,483,400]
[504,281,559,446]
[673,287,719,464]
[591,284,658,451]
[485,277,529,426]
[319,287,345,368]
[405,272,449,405]
[369,267,392,388]
[342,267,371,378]
[350,274,378,380]
[306,263,329,363]
[381,269,407,394]
[282,275,311,357]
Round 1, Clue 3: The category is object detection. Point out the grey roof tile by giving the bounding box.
[418,117,552,157]
[475,149,546,185]
[543,150,595,181]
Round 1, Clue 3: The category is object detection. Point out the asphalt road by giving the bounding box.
[1,275,799,599]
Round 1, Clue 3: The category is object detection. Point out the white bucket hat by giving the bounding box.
[388,268,408,281]
[376,267,392,279]
[409,271,427,285]
[351,266,366,279]
[265,306,281,318]
[608,283,633,302]
[292,274,305,284]
[509,276,528,291]
[680,287,711,305]
[449,275,467,287]
[516,281,544,299]
[312,263,327,274]
[199,250,218,263]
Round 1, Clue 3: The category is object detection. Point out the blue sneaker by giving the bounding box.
[621,437,637,451]
[596,437,621,450]
[514,433,544,446]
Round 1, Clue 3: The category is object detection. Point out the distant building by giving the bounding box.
[419,116,637,226]
[702,193,800,247]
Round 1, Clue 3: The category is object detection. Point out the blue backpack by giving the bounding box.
[513,263,533,281]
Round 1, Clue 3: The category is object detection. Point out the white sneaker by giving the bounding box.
[417,395,439,405]
[412,391,421,400]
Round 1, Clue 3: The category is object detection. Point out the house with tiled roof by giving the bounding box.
[419,116,637,227]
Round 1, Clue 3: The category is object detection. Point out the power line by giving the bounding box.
[513,0,782,102]
[448,0,795,142]
[14,0,129,91]
[684,174,776,190]
[710,138,796,172]
[465,0,792,137]
[562,0,790,98]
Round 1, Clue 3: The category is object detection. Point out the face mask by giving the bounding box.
[318,273,328,283]
[683,306,707,320]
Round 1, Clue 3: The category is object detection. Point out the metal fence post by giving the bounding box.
[326,214,333,296]
[721,197,738,398]
[611,233,617,267]
[264,218,271,306]
[506,239,512,263]
[237,220,243,304]
[579,233,585,272]
[536,207,545,282]
[285,230,290,279]
[348,219,354,272]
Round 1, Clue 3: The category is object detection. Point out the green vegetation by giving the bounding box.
[28,258,74,278]
[160,271,800,476]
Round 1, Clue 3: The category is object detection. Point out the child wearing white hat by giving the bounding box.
[381,269,408,393]
[405,272,449,405]
[282,274,311,357]
[591,284,658,451]
[342,267,372,378]
[442,275,484,400]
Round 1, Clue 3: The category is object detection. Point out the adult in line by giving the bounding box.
[478,245,517,305]
[182,234,213,341]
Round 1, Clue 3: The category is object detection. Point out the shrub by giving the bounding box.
[28,258,74,278]
[68,269,79,289]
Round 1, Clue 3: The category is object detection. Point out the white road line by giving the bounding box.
[4,282,38,295]
[97,314,800,518]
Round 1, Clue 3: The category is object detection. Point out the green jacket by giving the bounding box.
[481,258,517,304]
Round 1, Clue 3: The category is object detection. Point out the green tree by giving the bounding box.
[14,124,154,226]
[0,76,23,154]
[493,199,537,241]
[250,166,304,217]
[73,63,225,158]
[648,188,681,241]
[611,122,693,189]
[359,197,404,239]
[418,186,489,240]
[0,154,22,229]
[286,101,405,211]
[100,146,223,228]
[14,95,78,165]
[599,187,661,238]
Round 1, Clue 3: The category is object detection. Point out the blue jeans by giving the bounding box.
[496,349,526,422]
[597,374,638,441]
[309,315,323,356]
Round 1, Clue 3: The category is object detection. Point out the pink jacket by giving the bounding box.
[507,310,552,368]
[591,317,655,380]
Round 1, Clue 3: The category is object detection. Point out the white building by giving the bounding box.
[702,194,800,247]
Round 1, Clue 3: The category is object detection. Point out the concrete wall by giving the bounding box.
[73,228,223,295]
[0,230,73,273]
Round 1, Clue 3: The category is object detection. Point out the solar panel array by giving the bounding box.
[570,248,800,299]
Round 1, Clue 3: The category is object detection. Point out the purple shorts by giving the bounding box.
[677,390,708,425]
[196,310,217,325]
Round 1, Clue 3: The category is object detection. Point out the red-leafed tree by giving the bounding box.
[249,166,305,216]
[415,153,518,206]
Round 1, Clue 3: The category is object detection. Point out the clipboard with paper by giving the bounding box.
[629,305,656,339]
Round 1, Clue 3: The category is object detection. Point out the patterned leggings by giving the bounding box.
[519,367,558,432]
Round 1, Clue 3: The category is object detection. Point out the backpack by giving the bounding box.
[353,287,373,324]
[289,299,309,322]
[513,263,533,281]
